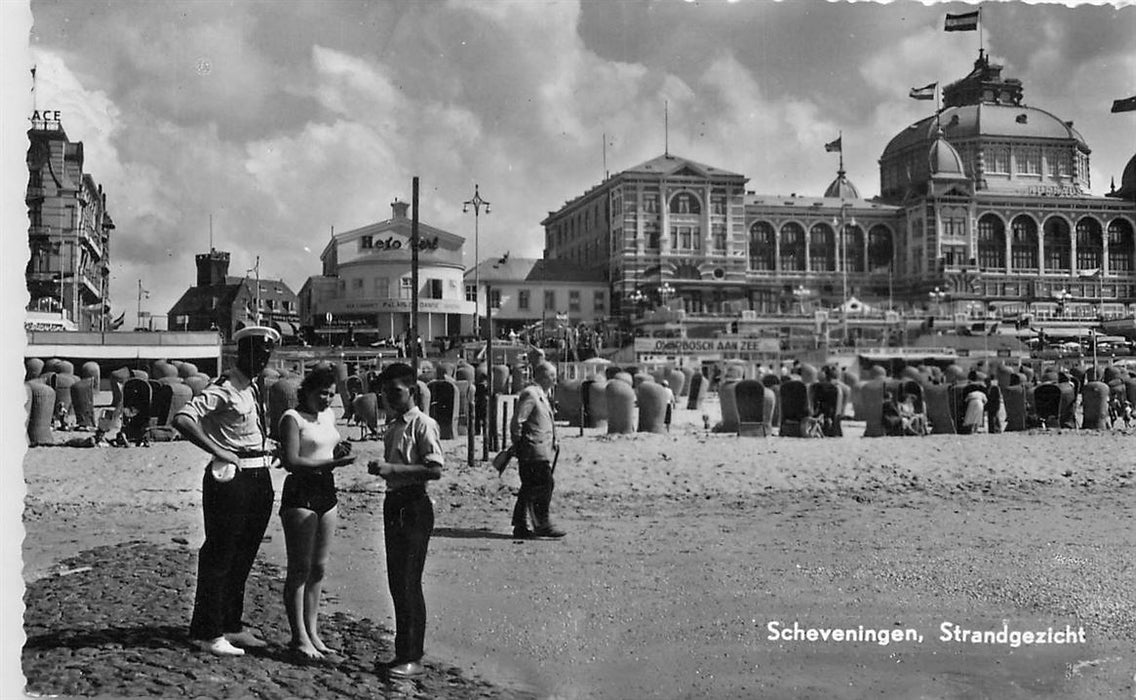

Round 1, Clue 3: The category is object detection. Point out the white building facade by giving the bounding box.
[299,200,474,344]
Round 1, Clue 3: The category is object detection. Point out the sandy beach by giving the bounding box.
[16,396,1136,698]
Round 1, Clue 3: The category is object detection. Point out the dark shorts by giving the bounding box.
[279,471,338,516]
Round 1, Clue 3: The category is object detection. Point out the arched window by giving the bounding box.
[1043,217,1071,272]
[1108,219,1135,273]
[844,224,865,272]
[867,225,893,271]
[748,221,775,271]
[669,192,702,215]
[809,223,835,272]
[977,214,1006,270]
[780,222,806,272]
[1075,217,1103,272]
[1010,215,1038,271]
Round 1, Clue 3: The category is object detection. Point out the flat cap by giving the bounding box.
[233,325,282,344]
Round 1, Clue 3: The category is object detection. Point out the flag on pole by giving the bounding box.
[909,82,937,101]
[944,10,979,31]
[1078,268,1101,279]
[824,136,842,153]
[1111,96,1136,113]
[109,312,125,330]
[30,65,36,91]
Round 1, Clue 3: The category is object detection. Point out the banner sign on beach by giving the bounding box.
[635,337,781,355]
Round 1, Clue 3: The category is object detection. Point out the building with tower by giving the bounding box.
[167,248,300,342]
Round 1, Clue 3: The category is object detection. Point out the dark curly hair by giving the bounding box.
[297,365,338,409]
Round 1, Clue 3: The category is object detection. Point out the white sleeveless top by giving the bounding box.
[281,407,339,461]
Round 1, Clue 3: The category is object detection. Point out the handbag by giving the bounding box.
[492,444,515,474]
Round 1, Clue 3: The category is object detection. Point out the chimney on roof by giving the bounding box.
[392,199,410,219]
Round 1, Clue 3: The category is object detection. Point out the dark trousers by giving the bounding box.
[512,460,554,531]
[189,467,274,640]
[384,486,434,663]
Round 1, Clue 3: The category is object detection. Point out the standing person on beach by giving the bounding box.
[510,361,565,540]
[277,366,356,660]
[172,325,280,657]
[367,362,444,679]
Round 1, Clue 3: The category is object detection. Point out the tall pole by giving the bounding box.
[486,281,495,457]
[463,184,491,338]
[137,279,142,330]
[411,177,420,374]
[254,256,261,326]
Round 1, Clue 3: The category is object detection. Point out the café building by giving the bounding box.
[299,200,474,344]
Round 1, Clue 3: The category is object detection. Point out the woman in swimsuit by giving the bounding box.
[278,366,355,660]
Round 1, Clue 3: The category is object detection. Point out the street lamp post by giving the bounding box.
[463,184,491,339]
[833,203,855,346]
[929,286,948,322]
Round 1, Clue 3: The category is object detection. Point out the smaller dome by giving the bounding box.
[929,134,967,178]
[823,170,861,199]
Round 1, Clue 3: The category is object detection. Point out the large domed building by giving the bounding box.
[875,51,1134,320]
[540,51,1135,355]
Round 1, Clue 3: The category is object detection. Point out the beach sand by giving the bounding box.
[17,396,1136,698]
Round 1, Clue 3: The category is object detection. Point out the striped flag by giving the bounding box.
[109,312,125,330]
[1112,96,1136,113]
[944,10,979,31]
[824,136,842,153]
[909,82,937,101]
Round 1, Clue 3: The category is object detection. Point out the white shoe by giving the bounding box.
[200,636,245,656]
[224,630,268,648]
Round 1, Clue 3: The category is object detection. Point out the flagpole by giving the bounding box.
[978,7,983,56]
[838,130,844,174]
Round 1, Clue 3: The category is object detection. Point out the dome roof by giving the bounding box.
[1112,153,1136,201]
[823,170,861,199]
[929,134,967,178]
[881,103,1089,162]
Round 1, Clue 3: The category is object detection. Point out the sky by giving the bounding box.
[6,0,1136,327]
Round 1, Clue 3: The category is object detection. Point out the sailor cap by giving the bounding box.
[233,325,282,344]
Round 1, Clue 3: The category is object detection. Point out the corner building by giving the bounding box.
[299,200,474,345]
[877,52,1135,320]
[24,114,115,331]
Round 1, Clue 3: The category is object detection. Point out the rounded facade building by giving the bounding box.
[300,200,474,346]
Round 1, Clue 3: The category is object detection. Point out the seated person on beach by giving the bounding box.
[962,389,988,434]
[277,366,357,661]
[882,390,903,436]
[897,394,927,436]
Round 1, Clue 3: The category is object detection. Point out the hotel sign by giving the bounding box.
[1022,185,1081,197]
[634,338,781,354]
[368,236,441,252]
[339,298,471,314]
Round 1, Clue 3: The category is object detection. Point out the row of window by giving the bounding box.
[746,221,894,272]
[340,277,449,300]
[550,190,732,250]
[973,215,1136,272]
[464,285,606,313]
